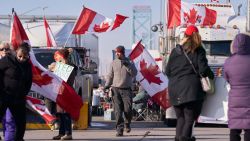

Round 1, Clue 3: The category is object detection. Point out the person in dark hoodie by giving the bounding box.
[164,25,214,141]
[0,42,32,141]
[224,33,250,141]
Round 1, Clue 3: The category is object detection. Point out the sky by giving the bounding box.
[0,0,248,75]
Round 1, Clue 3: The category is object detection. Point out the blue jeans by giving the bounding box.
[2,108,15,141]
[58,113,72,135]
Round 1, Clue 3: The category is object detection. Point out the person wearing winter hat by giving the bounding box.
[224,33,250,141]
[164,25,214,141]
[104,45,137,137]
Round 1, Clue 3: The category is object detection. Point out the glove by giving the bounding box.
[104,85,110,91]
[121,60,130,67]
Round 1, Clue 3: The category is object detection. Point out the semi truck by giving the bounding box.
[163,2,247,124]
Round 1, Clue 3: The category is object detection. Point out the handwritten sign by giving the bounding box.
[53,62,74,82]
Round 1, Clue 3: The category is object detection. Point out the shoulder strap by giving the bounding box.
[182,47,202,77]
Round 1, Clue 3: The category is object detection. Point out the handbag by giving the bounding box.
[182,48,215,94]
[200,76,215,94]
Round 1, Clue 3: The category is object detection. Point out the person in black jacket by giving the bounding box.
[164,25,214,141]
[0,42,32,141]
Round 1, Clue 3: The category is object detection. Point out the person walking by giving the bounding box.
[0,41,16,141]
[104,45,137,137]
[164,25,214,141]
[224,33,250,141]
[0,42,33,141]
[52,48,77,140]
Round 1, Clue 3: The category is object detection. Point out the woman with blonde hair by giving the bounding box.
[164,25,214,141]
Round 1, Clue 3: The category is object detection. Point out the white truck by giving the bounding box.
[164,2,247,125]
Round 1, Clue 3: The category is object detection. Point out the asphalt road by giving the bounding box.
[0,118,232,141]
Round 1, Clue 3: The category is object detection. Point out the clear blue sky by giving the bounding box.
[0,0,247,75]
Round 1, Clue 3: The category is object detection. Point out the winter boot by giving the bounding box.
[179,136,194,141]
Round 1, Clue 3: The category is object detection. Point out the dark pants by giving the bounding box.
[230,129,250,141]
[44,98,56,115]
[112,87,132,132]
[0,101,26,141]
[58,113,72,135]
[174,101,203,139]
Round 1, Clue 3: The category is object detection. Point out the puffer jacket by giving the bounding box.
[224,33,250,129]
[0,54,32,104]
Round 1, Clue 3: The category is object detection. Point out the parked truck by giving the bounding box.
[163,2,247,124]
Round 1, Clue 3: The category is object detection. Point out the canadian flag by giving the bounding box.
[167,0,217,28]
[10,11,83,120]
[26,96,56,124]
[72,7,128,34]
[129,41,170,109]
[10,12,30,50]
[44,16,57,47]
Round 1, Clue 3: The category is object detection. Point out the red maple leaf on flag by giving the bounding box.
[184,8,202,24]
[94,22,110,32]
[139,59,162,85]
[32,64,53,87]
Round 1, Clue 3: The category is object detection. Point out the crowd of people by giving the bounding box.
[0,25,250,141]
[0,42,78,140]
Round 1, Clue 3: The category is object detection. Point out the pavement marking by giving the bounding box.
[137,131,151,141]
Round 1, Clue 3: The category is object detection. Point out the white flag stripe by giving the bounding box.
[181,1,206,24]
[30,52,61,102]
[88,13,106,32]
[133,49,168,96]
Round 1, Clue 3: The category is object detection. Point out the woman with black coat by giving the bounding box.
[164,25,214,141]
[0,42,32,141]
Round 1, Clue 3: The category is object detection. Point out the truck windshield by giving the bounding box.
[35,52,55,69]
[202,41,231,56]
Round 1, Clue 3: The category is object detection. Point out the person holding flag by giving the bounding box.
[164,25,214,141]
[51,48,77,140]
[104,45,137,137]
[0,42,32,141]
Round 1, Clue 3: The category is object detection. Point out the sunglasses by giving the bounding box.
[0,48,10,51]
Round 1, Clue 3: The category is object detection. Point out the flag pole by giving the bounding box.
[9,8,15,44]
[42,7,46,48]
[42,7,48,18]
[63,5,85,48]
[63,29,72,48]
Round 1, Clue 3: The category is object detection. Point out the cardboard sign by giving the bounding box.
[53,62,74,82]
